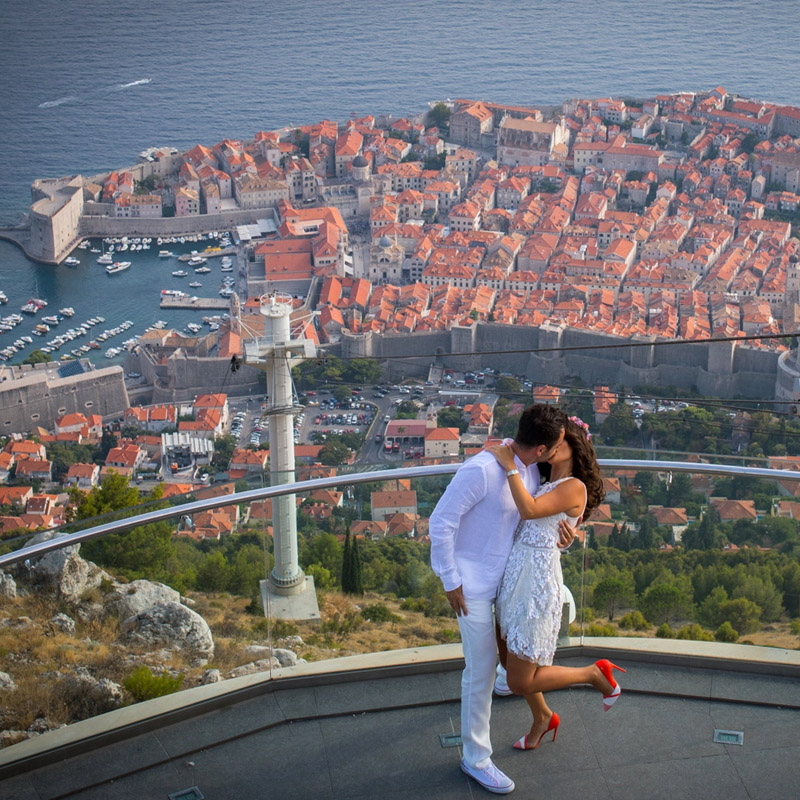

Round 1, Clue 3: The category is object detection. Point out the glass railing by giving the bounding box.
[1,458,799,754]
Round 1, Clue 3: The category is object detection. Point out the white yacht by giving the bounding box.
[97,253,113,265]
[106,261,131,275]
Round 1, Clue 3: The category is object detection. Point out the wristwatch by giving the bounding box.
[506,468,519,477]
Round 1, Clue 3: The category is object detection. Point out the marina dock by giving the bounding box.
[160,296,231,310]
[177,247,236,262]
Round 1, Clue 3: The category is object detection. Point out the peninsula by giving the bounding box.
[3,88,800,416]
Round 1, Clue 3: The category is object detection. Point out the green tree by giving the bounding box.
[639,582,693,625]
[97,429,118,461]
[77,474,175,577]
[22,349,51,365]
[351,534,364,595]
[592,576,634,621]
[426,102,452,129]
[212,434,238,471]
[600,402,637,446]
[333,385,353,405]
[437,405,464,430]
[716,597,762,635]
[318,440,351,466]
[197,550,231,592]
[560,387,594,424]
[495,376,521,396]
[682,511,717,551]
[342,527,353,592]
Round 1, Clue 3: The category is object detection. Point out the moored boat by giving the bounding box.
[106,261,131,275]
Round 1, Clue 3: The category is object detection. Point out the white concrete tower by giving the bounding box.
[244,293,320,620]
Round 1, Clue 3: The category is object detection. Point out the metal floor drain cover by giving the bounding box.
[439,733,462,748]
[168,789,204,800]
[713,729,744,745]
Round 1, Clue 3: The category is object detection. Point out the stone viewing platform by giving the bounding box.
[159,295,231,310]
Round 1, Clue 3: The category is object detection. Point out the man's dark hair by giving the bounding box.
[514,403,567,449]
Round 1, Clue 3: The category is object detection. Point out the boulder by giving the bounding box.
[21,531,110,602]
[242,646,296,667]
[0,570,16,599]
[120,602,214,661]
[272,648,298,668]
[106,580,180,619]
[57,671,124,718]
[0,671,17,691]
[227,658,278,678]
[244,644,272,658]
[50,613,76,635]
[201,669,222,684]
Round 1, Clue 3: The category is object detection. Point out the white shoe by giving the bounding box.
[494,673,514,697]
[460,759,515,794]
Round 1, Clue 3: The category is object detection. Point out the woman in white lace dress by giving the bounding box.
[487,418,626,751]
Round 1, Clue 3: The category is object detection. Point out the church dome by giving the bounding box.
[352,155,368,168]
[378,235,392,248]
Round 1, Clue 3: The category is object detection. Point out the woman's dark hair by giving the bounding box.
[562,419,605,520]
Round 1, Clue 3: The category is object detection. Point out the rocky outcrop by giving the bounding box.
[120,602,214,661]
[18,531,111,602]
[49,613,76,635]
[106,580,181,619]
[0,571,16,599]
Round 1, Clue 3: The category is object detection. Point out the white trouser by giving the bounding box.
[456,595,497,768]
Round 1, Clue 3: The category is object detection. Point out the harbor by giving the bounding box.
[0,232,238,368]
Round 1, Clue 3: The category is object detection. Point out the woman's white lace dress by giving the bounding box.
[496,478,584,665]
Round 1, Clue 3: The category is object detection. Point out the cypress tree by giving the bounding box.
[342,527,352,593]
[351,534,364,596]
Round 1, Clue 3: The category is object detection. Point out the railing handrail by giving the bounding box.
[1,459,798,569]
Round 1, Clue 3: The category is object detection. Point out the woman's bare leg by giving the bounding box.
[495,623,508,670]
[506,651,614,696]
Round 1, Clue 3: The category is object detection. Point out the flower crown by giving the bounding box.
[568,415,591,439]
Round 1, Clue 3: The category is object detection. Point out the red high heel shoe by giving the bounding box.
[513,712,560,750]
[595,659,626,711]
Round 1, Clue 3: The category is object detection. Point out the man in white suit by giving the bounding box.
[430,404,575,794]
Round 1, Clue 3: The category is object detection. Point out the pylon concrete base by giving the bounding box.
[260,577,320,621]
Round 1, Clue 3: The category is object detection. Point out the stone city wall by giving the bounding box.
[79,206,277,238]
[341,321,781,398]
[0,365,128,432]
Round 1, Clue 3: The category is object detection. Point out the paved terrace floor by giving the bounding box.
[2,642,799,800]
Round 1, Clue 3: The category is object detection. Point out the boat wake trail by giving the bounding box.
[109,78,152,92]
[38,95,78,109]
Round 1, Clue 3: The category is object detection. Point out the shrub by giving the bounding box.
[656,623,676,639]
[585,623,616,637]
[715,621,739,643]
[618,611,649,631]
[123,666,183,703]
[361,603,401,624]
[434,628,460,643]
[676,623,714,642]
[400,597,425,612]
[790,619,800,636]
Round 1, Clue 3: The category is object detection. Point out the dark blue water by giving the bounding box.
[1,0,798,359]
